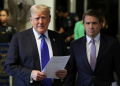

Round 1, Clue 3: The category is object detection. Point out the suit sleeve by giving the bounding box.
[65,43,77,86]
[114,39,120,86]
[4,34,32,82]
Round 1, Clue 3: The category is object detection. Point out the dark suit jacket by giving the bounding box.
[5,28,67,86]
[65,33,120,86]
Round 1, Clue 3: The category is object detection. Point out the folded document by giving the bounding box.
[42,56,70,79]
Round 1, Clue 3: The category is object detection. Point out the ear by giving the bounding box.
[83,23,86,30]
[99,22,102,29]
[7,15,9,19]
[49,16,51,23]
[30,17,33,24]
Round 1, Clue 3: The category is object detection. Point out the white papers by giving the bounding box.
[42,56,70,79]
[112,81,118,86]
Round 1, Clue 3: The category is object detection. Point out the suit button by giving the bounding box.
[93,76,95,78]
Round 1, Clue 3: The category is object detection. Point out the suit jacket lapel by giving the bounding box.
[81,37,93,73]
[94,34,106,71]
[48,30,58,56]
[27,28,41,71]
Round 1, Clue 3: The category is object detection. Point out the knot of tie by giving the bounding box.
[91,39,95,43]
[41,34,45,38]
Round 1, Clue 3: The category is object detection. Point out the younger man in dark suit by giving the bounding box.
[5,4,67,86]
[65,9,120,86]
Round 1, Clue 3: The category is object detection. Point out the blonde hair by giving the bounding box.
[30,4,51,17]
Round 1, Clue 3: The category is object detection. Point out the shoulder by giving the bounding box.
[70,13,79,21]
[48,30,65,41]
[48,30,63,37]
[7,24,15,29]
[70,13,78,16]
[75,21,81,25]
[71,36,85,45]
[13,28,32,38]
[101,33,118,41]
[101,33,119,44]
[7,24,16,32]
[8,24,14,27]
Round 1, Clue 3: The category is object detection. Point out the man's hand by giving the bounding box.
[58,27,64,34]
[31,70,47,81]
[56,69,67,79]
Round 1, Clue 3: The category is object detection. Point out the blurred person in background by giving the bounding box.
[98,9,109,35]
[74,20,85,40]
[0,9,16,43]
[98,8,118,38]
[56,6,79,47]
[55,7,64,32]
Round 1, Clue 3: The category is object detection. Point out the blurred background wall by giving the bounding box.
[1,0,119,41]
[2,0,55,32]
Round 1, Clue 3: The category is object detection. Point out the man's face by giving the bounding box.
[84,15,101,38]
[30,10,51,34]
[0,11,9,23]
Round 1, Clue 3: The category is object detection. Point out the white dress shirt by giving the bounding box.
[30,28,53,83]
[86,33,100,64]
[33,28,53,70]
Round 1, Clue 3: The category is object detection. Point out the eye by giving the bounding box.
[35,18,39,20]
[92,22,97,24]
[86,22,90,24]
[41,17,46,20]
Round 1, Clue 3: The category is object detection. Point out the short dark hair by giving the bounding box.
[82,9,101,23]
[0,9,9,16]
[56,6,67,13]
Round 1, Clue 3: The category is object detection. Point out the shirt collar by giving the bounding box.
[33,27,49,40]
[86,33,100,44]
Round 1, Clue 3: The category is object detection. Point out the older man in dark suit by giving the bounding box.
[5,4,67,86]
[65,9,120,86]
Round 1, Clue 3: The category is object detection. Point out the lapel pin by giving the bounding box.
[53,38,55,41]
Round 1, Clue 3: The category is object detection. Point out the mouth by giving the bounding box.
[89,29,94,33]
[38,26,44,28]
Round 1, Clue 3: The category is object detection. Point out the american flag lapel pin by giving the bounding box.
[53,38,55,41]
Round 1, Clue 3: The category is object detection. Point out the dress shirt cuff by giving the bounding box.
[30,70,33,83]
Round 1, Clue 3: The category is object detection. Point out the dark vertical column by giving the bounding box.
[0,0,4,10]
[76,0,84,20]
[55,0,69,10]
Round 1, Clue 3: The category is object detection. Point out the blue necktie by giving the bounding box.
[40,34,52,86]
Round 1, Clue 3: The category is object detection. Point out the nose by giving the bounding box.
[39,18,43,24]
[90,23,93,28]
[1,16,3,19]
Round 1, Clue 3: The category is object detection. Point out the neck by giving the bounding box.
[1,22,7,26]
[63,12,68,17]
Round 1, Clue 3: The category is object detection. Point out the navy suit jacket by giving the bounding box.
[65,33,120,86]
[5,28,67,86]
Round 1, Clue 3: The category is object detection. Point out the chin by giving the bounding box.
[37,30,45,34]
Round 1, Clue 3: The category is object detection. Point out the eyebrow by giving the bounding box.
[85,22,97,23]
